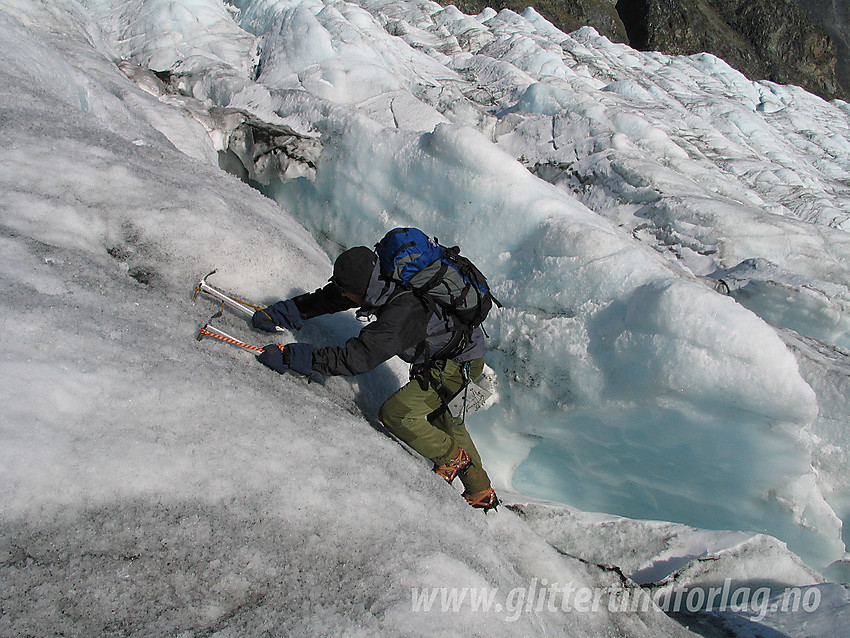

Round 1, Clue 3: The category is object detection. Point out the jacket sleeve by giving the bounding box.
[291,283,357,319]
[311,292,429,376]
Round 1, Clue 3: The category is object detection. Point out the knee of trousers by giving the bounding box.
[378,401,397,429]
[380,413,439,451]
[379,400,414,436]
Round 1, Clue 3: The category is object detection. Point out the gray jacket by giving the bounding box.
[292,262,485,377]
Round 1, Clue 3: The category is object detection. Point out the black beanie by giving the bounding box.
[332,246,377,296]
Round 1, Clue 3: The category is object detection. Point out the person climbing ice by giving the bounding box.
[252,228,499,511]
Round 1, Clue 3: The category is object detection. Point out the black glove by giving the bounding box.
[257,344,288,374]
[252,299,303,332]
[282,342,314,376]
[257,343,314,377]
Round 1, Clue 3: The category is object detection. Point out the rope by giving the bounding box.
[198,326,266,353]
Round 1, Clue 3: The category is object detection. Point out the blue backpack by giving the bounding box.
[375,227,500,359]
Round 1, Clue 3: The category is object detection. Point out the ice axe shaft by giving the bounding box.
[193,270,284,332]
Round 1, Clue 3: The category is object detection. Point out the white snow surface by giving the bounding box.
[2,0,850,635]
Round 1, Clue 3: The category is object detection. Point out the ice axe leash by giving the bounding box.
[196,314,323,385]
[196,310,274,354]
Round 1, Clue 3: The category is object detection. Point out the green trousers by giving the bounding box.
[379,357,491,494]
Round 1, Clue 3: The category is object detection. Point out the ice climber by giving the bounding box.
[252,233,499,511]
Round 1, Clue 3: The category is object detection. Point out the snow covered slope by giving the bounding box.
[1,0,850,634]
